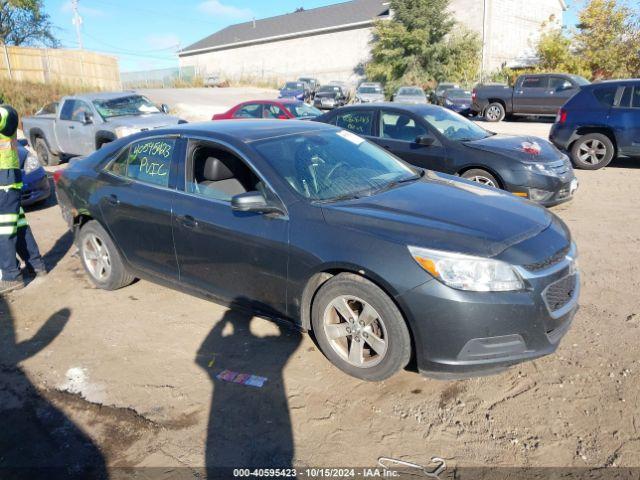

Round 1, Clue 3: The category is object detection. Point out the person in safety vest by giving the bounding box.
[0,105,46,294]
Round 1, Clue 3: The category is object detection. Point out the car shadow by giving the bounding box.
[197,299,303,476]
[42,230,75,273]
[607,156,640,169]
[0,297,107,478]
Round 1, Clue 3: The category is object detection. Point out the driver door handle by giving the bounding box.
[107,194,119,206]
[179,214,198,229]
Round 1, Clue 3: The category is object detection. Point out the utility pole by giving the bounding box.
[71,0,83,49]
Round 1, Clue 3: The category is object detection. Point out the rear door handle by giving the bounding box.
[107,194,119,206]
[179,215,198,229]
[68,125,75,129]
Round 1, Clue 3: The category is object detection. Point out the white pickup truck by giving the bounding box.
[22,92,184,165]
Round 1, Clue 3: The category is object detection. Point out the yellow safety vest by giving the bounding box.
[0,106,22,190]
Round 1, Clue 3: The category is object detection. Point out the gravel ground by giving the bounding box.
[2,89,639,477]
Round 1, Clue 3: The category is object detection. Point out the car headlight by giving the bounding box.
[24,152,41,174]
[522,163,558,176]
[115,126,139,138]
[408,246,524,292]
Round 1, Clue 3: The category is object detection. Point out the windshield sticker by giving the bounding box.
[337,130,365,145]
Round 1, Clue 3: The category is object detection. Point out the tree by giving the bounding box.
[0,0,58,47]
[574,0,640,78]
[365,0,481,91]
[535,29,590,78]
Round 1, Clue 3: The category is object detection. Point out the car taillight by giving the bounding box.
[471,89,477,101]
[52,169,63,185]
[556,108,567,124]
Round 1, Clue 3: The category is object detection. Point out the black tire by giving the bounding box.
[311,273,411,381]
[570,133,615,170]
[484,102,505,122]
[461,168,500,189]
[78,220,135,290]
[34,137,60,166]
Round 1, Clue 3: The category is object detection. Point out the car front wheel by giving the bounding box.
[35,138,60,166]
[311,273,411,381]
[79,220,135,290]
[570,133,615,170]
[461,168,500,189]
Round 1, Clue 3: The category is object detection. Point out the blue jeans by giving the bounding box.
[0,188,45,281]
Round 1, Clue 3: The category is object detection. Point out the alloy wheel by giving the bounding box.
[82,234,112,281]
[469,176,497,188]
[578,139,607,165]
[322,295,388,368]
[485,105,501,121]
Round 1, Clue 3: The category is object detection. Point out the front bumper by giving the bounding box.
[504,165,578,207]
[314,98,338,110]
[21,171,51,207]
[396,246,579,379]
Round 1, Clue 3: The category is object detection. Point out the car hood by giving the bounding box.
[315,92,339,99]
[280,89,304,97]
[463,134,565,163]
[105,114,182,130]
[358,93,384,102]
[321,173,553,258]
[395,96,427,104]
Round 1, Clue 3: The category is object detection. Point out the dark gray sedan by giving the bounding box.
[55,120,579,381]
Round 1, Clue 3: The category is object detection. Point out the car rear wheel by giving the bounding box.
[484,102,505,122]
[79,220,135,290]
[461,169,500,189]
[34,137,60,166]
[311,273,411,381]
[570,133,614,170]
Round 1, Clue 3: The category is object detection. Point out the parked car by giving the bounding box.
[204,74,226,88]
[298,77,319,97]
[354,83,385,104]
[212,100,322,120]
[472,73,590,122]
[549,79,640,170]
[441,88,473,116]
[313,85,348,110]
[55,120,579,381]
[315,103,578,206]
[430,82,460,104]
[18,140,51,207]
[279,81,309,102]
[328,81,354,103]
[22,93,183,166]
[392,86,428,104]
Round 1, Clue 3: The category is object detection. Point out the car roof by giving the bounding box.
[332,102,438,114]
[167,119,338,143]
[72,91,143,101]
[583,78,640,87]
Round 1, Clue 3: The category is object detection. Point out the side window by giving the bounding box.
[521,76,547,89]
[187,141,261,202]
[632,87,640,108]
[234,104,262,118]
[593,86,618,107]
[264,104,286,119]
[107,138,176,188]
[70,101,92,123]
[380,112,427,142]
[549,77,573,91]
[59,100,75,121]
[335,110,374,136]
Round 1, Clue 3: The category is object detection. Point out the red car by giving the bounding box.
[212,100,322,121]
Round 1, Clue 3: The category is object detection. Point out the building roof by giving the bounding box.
[180,0,390,56]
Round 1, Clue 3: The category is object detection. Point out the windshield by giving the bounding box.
[436,84,458,93]
[398,88,424,96]
[447,89,471,98]
[93,95,160,119]
[571,75,590,86]
[423,109,491,141]
[253,130,418,201]
[358,86,382,94]
[319,86,341,93]
[284,82,304,90]
[285,103,322,118]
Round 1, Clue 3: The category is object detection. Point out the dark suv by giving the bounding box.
[549,79,640,170]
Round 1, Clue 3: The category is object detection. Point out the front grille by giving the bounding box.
[547,159,571,176]
[544,275,577,312]
[524,244,570,272]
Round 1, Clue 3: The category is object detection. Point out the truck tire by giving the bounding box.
[311,273,411,381]
[484,102,505,122]
[570,133,615,170]
[34,137,60,166]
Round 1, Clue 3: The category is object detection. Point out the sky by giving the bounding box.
[44,0,584,73]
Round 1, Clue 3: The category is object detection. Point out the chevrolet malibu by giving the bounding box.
[55,121,579,381]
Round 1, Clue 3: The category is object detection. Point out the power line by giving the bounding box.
[82,31,180,55]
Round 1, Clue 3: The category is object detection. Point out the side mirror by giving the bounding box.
[83,112,94,124]
[416,134,435,146]
[231,191,283,214]
[161,104,170,114]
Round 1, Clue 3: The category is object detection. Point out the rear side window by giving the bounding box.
[521,76,548,88]
[234,104,262,118]
[632,87,640,108]
[335,110,374,136]
[593,86,618,106]
[107,138,176,188]
[380,112,427,142]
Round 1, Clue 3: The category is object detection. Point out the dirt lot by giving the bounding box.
[2,104,640,477]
